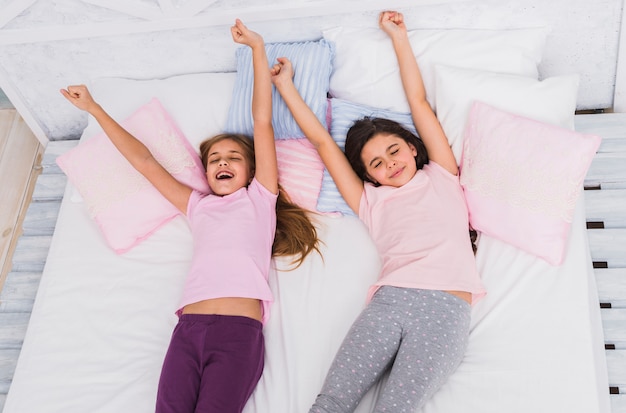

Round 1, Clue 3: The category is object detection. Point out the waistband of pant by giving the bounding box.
[178,313,262,329]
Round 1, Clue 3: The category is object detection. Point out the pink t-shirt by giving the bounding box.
[359,162,486,304]
[178,178,278,324]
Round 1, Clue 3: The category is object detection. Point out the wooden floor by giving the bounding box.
[0,112,625,412]
[0,110,43,290]
[576,113,626,413]
[0,109,42,410]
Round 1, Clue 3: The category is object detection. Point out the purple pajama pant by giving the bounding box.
[155,314,264,413]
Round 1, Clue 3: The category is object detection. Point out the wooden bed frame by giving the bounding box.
[0,1,625,411]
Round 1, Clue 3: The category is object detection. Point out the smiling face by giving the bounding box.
[204,138,252,196]
[361,132,418,187]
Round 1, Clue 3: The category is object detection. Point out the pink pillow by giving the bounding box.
[275,138,324,212]
[460,101,601,265]
[56,98,210,253]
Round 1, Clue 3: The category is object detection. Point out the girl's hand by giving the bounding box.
[270,57,294,89]
[379,10,407,40]
[230,18,263,48]
[60,84,98,113]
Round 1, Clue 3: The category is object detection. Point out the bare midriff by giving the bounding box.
[444,290,472,304]
[182,297,263,322]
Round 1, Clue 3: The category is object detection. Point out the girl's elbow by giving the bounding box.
[134,154,159,175]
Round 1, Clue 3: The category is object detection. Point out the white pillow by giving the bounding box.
[323,26,548,112]
[82,73,237,151]
[70,73,236,203]
[435,65,579,163]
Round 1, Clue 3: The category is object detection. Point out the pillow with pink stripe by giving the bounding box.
[275,138,324,212]
[460,101,601,265]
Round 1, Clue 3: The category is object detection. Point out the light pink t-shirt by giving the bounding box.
[359,162,486,304]
[178,178,277,324]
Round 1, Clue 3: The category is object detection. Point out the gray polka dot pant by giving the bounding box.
[310,286,471,413]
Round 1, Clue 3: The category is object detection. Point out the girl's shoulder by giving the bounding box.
[249,177,278,200]
[423,161,459,182]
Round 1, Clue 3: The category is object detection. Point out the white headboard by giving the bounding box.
[0,0,624,144]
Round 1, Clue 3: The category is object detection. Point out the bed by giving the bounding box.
[2,1,614,412]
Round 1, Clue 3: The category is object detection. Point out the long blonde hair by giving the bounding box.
[199,134,321,268]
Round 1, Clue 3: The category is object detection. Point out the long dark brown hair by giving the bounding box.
[199,133,320,268]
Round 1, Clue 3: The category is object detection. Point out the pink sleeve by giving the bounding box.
[427,161,460,183]
[186,190,205,218]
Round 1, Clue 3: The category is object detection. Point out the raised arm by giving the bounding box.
[380,11,458,175]
[231,19,278,195]
[60,85,192,212]
[271,58,363,214]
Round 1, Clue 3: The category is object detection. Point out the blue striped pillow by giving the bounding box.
[225,39,334,139]
[317,98,417,215]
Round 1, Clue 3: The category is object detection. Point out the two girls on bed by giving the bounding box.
[272,10,486,413]
[61,19,319,413]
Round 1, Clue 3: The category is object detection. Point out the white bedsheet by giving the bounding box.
[4,180,609,413]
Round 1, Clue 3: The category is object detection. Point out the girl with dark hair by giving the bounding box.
[344,116,429,186]
[272,10,486,413]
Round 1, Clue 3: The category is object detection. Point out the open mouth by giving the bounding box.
[216,171,234,180]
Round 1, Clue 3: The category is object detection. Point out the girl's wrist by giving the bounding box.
[389,31,409,45]
[273,77,293,91]
[88,102,104,116]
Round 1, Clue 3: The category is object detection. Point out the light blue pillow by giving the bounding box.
[317,98,417,215]
[225,39,334,140]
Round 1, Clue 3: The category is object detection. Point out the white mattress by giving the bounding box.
[4,175,610,412]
